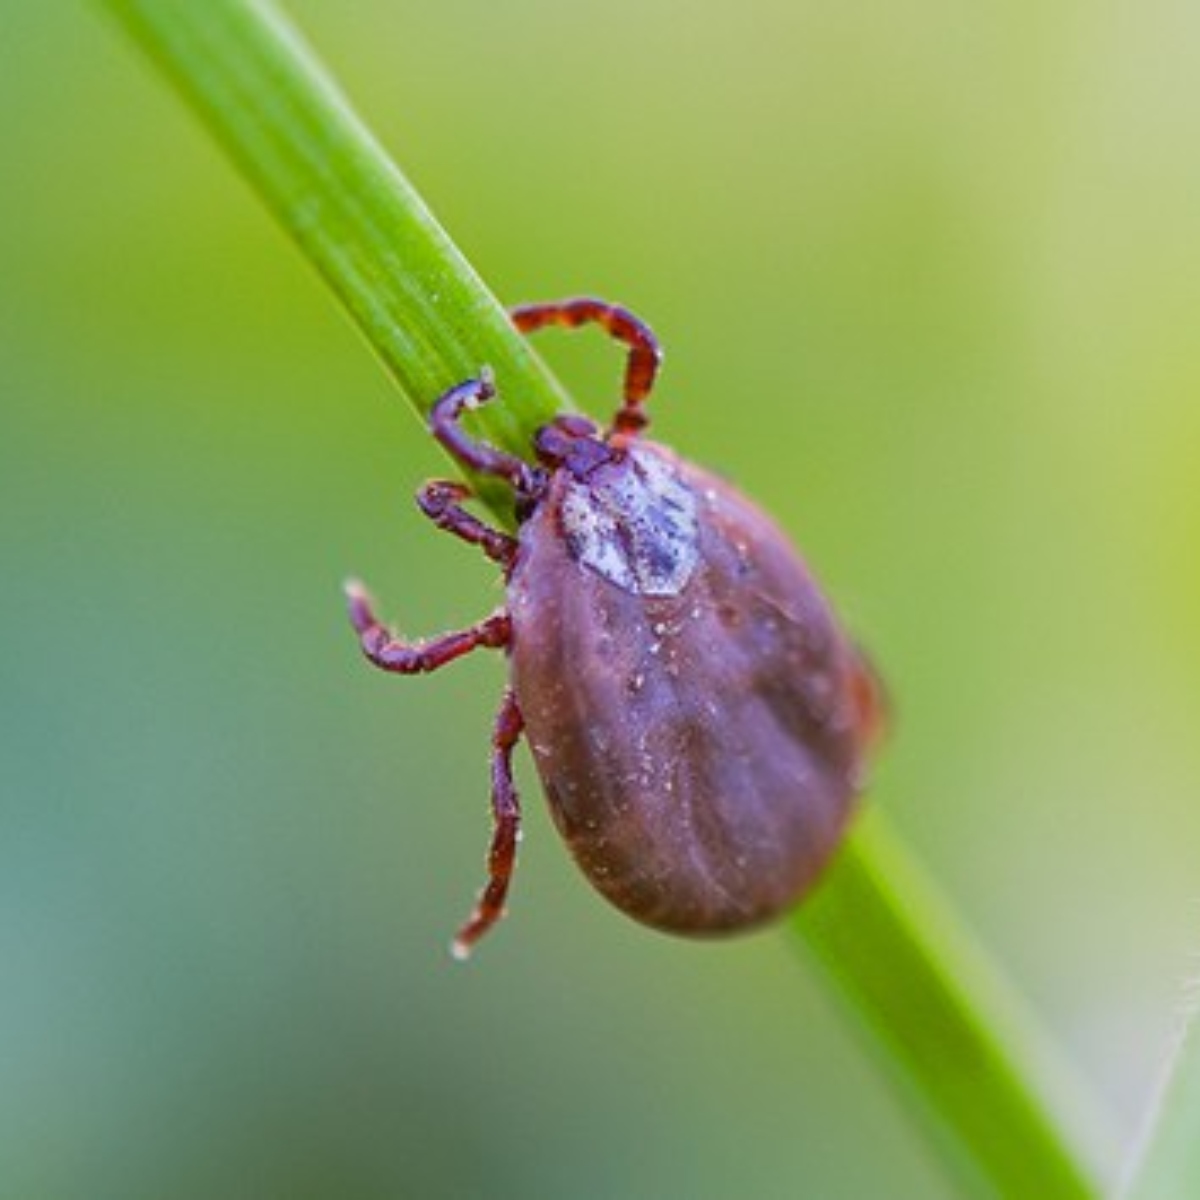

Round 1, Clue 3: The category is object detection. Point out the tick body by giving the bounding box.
[347,298,883,956]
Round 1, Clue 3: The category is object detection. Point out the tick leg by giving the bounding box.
[510,297,663,441]
[849,645,890,756]
[417,479,518,570]
[345,580,510,673]
[429,374,539,495]
[452,688,525,960]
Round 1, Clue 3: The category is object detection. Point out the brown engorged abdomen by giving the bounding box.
[508,445,870,935]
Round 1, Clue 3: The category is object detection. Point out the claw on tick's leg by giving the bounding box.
[451,688,525,960]
[344,579,510,674]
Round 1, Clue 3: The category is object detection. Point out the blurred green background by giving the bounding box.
[3,2,1199,1196]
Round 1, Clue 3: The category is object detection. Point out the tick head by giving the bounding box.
[532,414,611,480]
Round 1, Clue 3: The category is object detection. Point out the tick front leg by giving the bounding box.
[429,375,540,496]
[345,580,510,673]
[510,297,662,440]
[417,480,518,570]
[452,688,525,960]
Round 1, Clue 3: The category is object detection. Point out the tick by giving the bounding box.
[346,297,884,957]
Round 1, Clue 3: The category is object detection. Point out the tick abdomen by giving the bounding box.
[509,443,866,934]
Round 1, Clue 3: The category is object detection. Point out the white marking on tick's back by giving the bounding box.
[560,446,699,595]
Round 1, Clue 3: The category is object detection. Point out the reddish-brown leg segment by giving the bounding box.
[510,297,663,440]
[452,687,525,959]
[849,646,890,757]
[429,375,539,495]
[345,581,510,673]
[417,480,518,570]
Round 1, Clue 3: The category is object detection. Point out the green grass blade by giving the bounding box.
[99,2,1114,1195]
[1124,991,1200,1198]
[796,811,1114,1196]
[100,0,568,516]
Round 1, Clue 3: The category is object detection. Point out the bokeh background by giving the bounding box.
[4,2,1200,1196]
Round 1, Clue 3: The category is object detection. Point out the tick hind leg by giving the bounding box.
[452,687,525,959]
[511,297,663,441]
[344,580,510,673]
